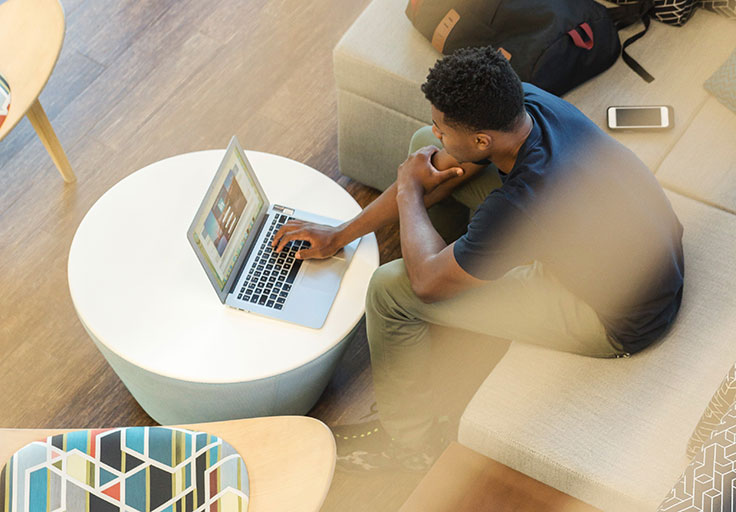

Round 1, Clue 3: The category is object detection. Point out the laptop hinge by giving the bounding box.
[273,204,295,216]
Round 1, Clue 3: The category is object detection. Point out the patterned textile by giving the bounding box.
[704,48,736,114]
[659,403,736,511]
[0,427,250,512]
[688,363,736,458]
[701,0,736,18]
[610,0,735,25]
[0,73,9,130]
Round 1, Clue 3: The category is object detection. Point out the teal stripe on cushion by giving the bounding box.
[28,469,47,512]
[149,429,172,466]
[208,444,219,466]
[195,433,207,452]
[125,428,145,456]
[0,74,8,95]
[125,469,146,512]
[99,468,116,487]
[185,432,191,459]
[65,431,88,454]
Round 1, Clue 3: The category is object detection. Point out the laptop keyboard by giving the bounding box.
[237,214,310,310]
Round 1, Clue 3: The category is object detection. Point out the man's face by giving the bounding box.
[430,106,490,164]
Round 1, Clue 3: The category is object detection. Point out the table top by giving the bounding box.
[0,416,336,512]
[0,0,65,140]
[68,150,379,383]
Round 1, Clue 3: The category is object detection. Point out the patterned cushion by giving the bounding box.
[0,427,250,512]
[0,72,9,130]
[659,402,736,511]
[705,47,736,114]
[688,363,736,458]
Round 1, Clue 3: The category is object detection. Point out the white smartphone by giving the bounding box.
[606,105,674,131]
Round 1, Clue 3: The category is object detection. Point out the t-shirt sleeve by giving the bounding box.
[453,193,535,281]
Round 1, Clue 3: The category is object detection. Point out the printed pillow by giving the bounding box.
[659,401,736,511]
[688,363,736,458]
[0,72,9,130]
[0,427,250,512]
[704,48,736,114]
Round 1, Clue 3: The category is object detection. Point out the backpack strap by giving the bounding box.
[608,0,656,83]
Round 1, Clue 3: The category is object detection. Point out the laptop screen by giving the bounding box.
[189,140,267,294]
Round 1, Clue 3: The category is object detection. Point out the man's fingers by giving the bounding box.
[295,247,319,260]
[435,167,464,185]
[274,228,303,253]
[272,221,302,250]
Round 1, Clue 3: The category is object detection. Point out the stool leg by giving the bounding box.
[26,99,76,183]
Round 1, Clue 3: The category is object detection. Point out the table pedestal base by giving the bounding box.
[85,322,361,424]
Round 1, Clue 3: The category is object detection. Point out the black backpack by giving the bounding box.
[406,0,654,96]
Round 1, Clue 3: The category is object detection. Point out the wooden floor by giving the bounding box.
[0,0,510,509]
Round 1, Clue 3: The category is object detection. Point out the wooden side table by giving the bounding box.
[0,0,75,182]
[400,442,602,512]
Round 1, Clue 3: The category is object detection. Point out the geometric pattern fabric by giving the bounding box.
[659,404,736,511]
[609,0,735,25]
[689,363,736,458]
[0,72,9,130]
[700,0,736,18]
[0,428,249,512]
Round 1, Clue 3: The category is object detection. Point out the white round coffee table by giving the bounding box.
[68,150,379,424]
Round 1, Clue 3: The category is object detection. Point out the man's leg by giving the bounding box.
[366,258,624,452]
[409,126,503,242]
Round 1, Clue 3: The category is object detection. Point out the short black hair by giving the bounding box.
[421,46,524,132]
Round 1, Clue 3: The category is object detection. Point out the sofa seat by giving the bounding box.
[657,96,736,214]
[334,0,736,190]
[458,190,736,511]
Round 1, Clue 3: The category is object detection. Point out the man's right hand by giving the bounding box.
[272,220,344,260]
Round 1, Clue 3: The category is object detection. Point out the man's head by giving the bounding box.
[421,46,525,163]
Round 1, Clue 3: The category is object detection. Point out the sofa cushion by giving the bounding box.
[705,47,736,113]
[0,427,251,512]
[334,0,439,124]
[458,190,736,512]
[335,0,736,174]
[657,97,736,213]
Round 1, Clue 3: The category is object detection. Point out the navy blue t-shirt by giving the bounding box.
[453,84,684,353]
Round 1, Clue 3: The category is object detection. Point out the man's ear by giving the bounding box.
[474,132,492,150]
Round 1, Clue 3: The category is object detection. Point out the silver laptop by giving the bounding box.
[187,136,359,328]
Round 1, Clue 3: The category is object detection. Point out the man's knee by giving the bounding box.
[409,126,442,155]
[366,259,414,317]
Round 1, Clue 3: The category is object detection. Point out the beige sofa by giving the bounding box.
[334,1,736,510]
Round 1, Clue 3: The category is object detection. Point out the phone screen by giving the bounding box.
[615,107,662,127]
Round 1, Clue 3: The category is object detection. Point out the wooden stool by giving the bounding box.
[0,416,336,512]
[0,0,75,183]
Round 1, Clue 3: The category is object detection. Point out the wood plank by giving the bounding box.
[401,442,602,512]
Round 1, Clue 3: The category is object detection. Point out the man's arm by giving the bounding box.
[396,149,486,302]
[273,148,485,259]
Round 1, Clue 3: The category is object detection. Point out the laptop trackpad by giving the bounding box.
[299,257,344,293]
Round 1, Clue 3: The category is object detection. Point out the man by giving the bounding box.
[273,46,684,472]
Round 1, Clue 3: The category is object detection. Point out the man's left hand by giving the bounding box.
[397,146,464,196]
